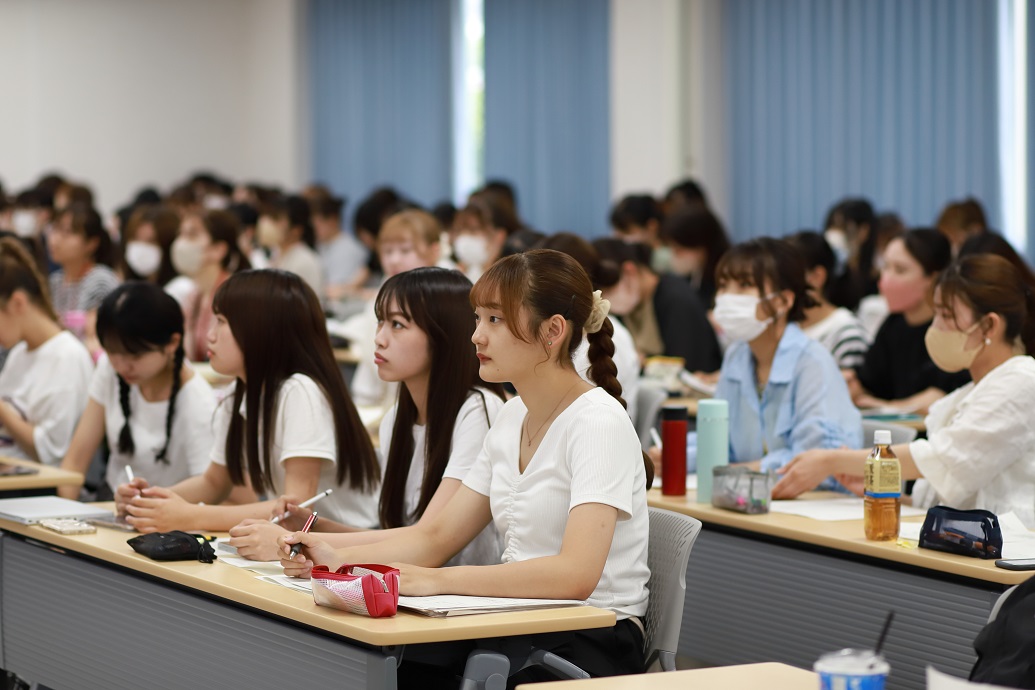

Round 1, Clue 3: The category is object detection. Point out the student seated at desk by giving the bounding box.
[773,255,1035,527]
[230,268,507,562]
[282,250,652,685]
[846,228,969,414]
[0,238,93,466]
[115,270,380,531]
[672,238,861,482]
[59,283,217,500]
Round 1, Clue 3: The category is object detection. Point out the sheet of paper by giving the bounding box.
[651,474,697,490]
[219,556,285,576]
[769,497,926,521]
[398,594,584,617]
[927,666,1012,690]
[257,574,312,593]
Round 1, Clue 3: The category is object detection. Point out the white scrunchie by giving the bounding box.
[584,290,611,334]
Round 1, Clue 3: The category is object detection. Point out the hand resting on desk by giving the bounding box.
[124,486,194,533]
[228,519,288,561]
[279,531,342,578]
[115,478,150,517]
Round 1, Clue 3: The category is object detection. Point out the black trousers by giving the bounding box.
[396,618,645,689]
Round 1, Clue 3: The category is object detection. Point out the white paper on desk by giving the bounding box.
[257,574,312,593]
[219,556,285,576]
[651,474,698,491]
[398,595,585,617]
[769,498,926,521]
[928,666,1012,690]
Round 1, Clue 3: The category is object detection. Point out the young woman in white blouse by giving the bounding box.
[229,267,507,563]
[114,270,380,532]
[59,282,216,499]
[0,238,93,467]
[773,254,1035,527]
[282,249,652,684]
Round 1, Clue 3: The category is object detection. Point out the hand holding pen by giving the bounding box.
[289,512,319,559]
[270,488,333,526]
[115,466,149,516]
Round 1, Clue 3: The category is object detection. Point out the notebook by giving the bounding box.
[397,595,586,618]
[0,496,113,525]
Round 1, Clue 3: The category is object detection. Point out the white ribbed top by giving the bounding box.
[463,387,650,619]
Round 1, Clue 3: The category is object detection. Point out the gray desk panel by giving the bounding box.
[0,535,397,690]
[680,527,1001,690]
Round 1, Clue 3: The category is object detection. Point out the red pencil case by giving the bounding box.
[310,563,399,618]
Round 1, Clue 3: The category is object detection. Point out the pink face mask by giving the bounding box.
[879,272,929,314]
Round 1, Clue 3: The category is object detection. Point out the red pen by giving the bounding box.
[289,511,318,558]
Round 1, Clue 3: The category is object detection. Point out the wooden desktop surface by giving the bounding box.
[520,662,817,689]
[650,489,1029,585]
[666,396,926,432]
[0,456,82,491]
[0,508,614,647]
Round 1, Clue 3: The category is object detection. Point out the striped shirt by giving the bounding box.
[803,307,870,369]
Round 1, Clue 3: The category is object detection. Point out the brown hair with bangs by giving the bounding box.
[471,249,655,487]
[935,254,1035,355]
[212,269,379,493]
[714,237,816,322]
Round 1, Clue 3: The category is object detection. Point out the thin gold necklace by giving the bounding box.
[523,381,580,447]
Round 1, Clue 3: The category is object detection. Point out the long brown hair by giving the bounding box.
[470,249,654,487]
[375,268,505,528]
[212,270,379,493]
[0,237,58,322]
[936,254,1035,355]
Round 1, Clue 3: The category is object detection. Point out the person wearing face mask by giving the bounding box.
[774,254,1035,527]
[171,210,250,362]
[847,228,969,414]
[609,194,668,272]
[822,197,880,312]
[594,238,721,374]
[119,205,180,288]
[451,200,507,283]
[257,195,324,297]
[666,237,860,483]
[660,206,731,308]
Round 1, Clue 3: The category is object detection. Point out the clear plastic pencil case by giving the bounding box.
[711,466,774,514]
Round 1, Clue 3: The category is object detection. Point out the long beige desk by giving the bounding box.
[0,517,613,690]
[521,662,817,689]
[650,489,1028,690]
[666,396,927,433]
[0,456,83,493]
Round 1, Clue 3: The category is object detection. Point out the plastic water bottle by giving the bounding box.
[864,430,901,541]
[695,399,729,503]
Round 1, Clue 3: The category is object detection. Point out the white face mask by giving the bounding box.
[170,237,206,276]
[713,293,774,343]
[454,234,490,268]
[125,241,163,277]
[11,210,37,238]
[824,228,849,271]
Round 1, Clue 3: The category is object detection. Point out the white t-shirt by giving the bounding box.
[378,389,506,566]
[910,355,1035,527]
[273,244,325,298]
[211,374,379,528]
[90,357,215,492]
[803,307,871,369]
[572,317,640,422]
[318,232,369,288]
[463,387,649,619]
[0,331,93,465]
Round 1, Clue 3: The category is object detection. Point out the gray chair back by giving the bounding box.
[644,507,703,671]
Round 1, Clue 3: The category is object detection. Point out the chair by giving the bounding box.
[458,507,703,687]
[988,585,1018,623]
[635,384,669,451]
[861,419,918,446]
[643,507,702,671]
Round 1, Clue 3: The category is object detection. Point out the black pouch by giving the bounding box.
[127,531,216,563]
[918,505,1003,559]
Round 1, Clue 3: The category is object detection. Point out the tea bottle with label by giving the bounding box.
[863,429,901,541]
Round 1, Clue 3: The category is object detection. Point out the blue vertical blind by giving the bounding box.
[307,0,454,211]
[483,0,610,235]
[724,0,1001,239]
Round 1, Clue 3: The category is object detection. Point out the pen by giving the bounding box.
[125,466,135,483]
[289,512,318,558]
[270,488,333,525]
[650,428,662,449]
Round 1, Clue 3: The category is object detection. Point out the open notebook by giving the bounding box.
[397,595,585,618]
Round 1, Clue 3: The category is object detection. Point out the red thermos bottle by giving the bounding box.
[661,406,688,496]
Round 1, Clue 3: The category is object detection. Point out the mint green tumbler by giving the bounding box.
[695,399,729,503]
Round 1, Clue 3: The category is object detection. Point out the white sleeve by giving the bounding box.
[88,355,115,405]
[566,403,643,519]
[32,348,93,466]
[909,374,1035,506]
[275,377,336,464]
[209,396,233,466]
[181,379,218,476]
[443,391,505,482]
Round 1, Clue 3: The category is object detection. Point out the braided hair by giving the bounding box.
[97,282,186,465]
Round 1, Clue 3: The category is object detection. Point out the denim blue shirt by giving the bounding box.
[689,323,862,484]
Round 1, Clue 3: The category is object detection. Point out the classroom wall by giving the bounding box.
[0,0,304,216]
